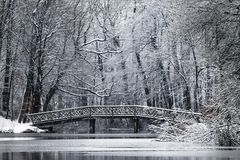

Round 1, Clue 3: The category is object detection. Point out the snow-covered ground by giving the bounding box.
[178,123,215,144]
[149,122,215,145]
[0,116,44,133]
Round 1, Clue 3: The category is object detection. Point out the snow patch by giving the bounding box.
[0,116,44,133]
[178,123,215,145]
[149,122,215,145]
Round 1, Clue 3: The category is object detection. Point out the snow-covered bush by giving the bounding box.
[202,105,240,146]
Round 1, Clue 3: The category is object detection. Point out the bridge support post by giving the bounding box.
[134,118,139,133]
[89,118,96,134]
[48,126,54,133]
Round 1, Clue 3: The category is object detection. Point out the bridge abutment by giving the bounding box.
[89,118,96,134]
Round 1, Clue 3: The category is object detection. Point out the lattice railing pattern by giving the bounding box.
[27,105,201,125]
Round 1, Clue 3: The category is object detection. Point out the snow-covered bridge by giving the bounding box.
[27,105,201,133]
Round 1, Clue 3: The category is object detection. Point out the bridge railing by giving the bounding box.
[27,105,201,125]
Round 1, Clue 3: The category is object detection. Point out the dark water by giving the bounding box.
[0,133,158,139]
[1,151,240,160]
[2,152,157,160]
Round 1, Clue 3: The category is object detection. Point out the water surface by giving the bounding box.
[0,134,239,160]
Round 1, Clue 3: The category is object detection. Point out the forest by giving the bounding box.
[0,0,239,145]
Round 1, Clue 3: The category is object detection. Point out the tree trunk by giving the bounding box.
[2,0,15,118]
[18,49,35,123]
[157,58,173,109]
[191,44,199,112]
[183,85,191,110]
[132,5,151,106]
[0,0,7,60]
[43,84,58,112]
[33,0,51,113]
[135,51,151,106]
[43,32,68,111]
[33,37,43,113]
[121,58,130,104]
[0,23,4,60]
[206,67,213,104]
[2,23,12,114]
[18,18,37,122]
[10,46,17,120]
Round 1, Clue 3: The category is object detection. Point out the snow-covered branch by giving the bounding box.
[59,82,114,98]
[79,49,122,55]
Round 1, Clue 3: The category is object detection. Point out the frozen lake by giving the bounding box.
[0,134,239,160]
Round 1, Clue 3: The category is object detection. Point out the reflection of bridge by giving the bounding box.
[27,105,201,133]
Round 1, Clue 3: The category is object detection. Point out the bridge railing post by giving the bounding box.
[111,107,113,117]
[134,106,136,117]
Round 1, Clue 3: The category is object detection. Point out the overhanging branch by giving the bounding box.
[59,82,114,98]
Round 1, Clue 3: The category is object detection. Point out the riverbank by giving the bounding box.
[0,116,44,133]
[149,121,215,145]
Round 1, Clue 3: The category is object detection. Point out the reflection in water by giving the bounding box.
[0,152,236,160]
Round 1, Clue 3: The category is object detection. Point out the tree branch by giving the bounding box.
[59,82,114,98]
[79,48,122,54]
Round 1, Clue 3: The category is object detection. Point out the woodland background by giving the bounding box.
[0,0,239,145]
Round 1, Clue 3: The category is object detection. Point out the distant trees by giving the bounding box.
[0,1,238,144]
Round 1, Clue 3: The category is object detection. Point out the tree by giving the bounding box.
[2,0,15,118]
[18,0,70,122]
[180,0,240,145]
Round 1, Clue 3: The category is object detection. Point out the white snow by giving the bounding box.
[178,123,215,144]
[0,116,44,133]
[0,137,36,141]
[149,122,215,145]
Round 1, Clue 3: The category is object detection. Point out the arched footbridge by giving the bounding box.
[27,105,202,133]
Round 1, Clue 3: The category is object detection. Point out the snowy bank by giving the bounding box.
[178,123,215,144]
[149,122,215,145]
[0,116,44,133]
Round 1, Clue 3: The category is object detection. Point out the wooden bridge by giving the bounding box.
[27,105,201,133]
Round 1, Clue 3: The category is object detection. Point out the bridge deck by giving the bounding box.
[27,105,201,126]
